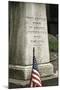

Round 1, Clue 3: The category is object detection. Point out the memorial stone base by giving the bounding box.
[9,62,54,86]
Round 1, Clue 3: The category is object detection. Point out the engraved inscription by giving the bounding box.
[24,16,47,47]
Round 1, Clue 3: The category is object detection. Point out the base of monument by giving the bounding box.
[9,63,54,80]
[9,72,58,88]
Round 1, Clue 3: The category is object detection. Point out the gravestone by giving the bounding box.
[9,2,54,86]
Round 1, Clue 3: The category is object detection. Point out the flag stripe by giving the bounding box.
[32,70,40,79]
[32,73,41,81]
[32,78,42,86]
[32,69,40,76]
[32,74,42,83]
[32,70,40,77]
[30,69,42,87]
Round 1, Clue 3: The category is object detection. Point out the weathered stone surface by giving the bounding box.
[9,72,58,86]
[9,3,50,65]
[9,3,54,87]
[9,63,53,80]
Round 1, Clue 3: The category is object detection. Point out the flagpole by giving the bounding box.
[33,47,35,87]
[33,47,35,65]
[33,47,35,57]
[30,47,35,87]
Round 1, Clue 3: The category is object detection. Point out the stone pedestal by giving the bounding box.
[9,63,53,80]
[9,2,54,86]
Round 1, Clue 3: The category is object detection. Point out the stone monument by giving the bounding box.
[9,2,54,86]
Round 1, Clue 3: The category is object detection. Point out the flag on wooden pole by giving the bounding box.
[30,47,42,87]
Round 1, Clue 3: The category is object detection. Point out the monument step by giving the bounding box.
[9,63,54,80]
[9,72,58,86]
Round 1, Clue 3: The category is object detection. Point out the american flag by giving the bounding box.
[30,48,42,87]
